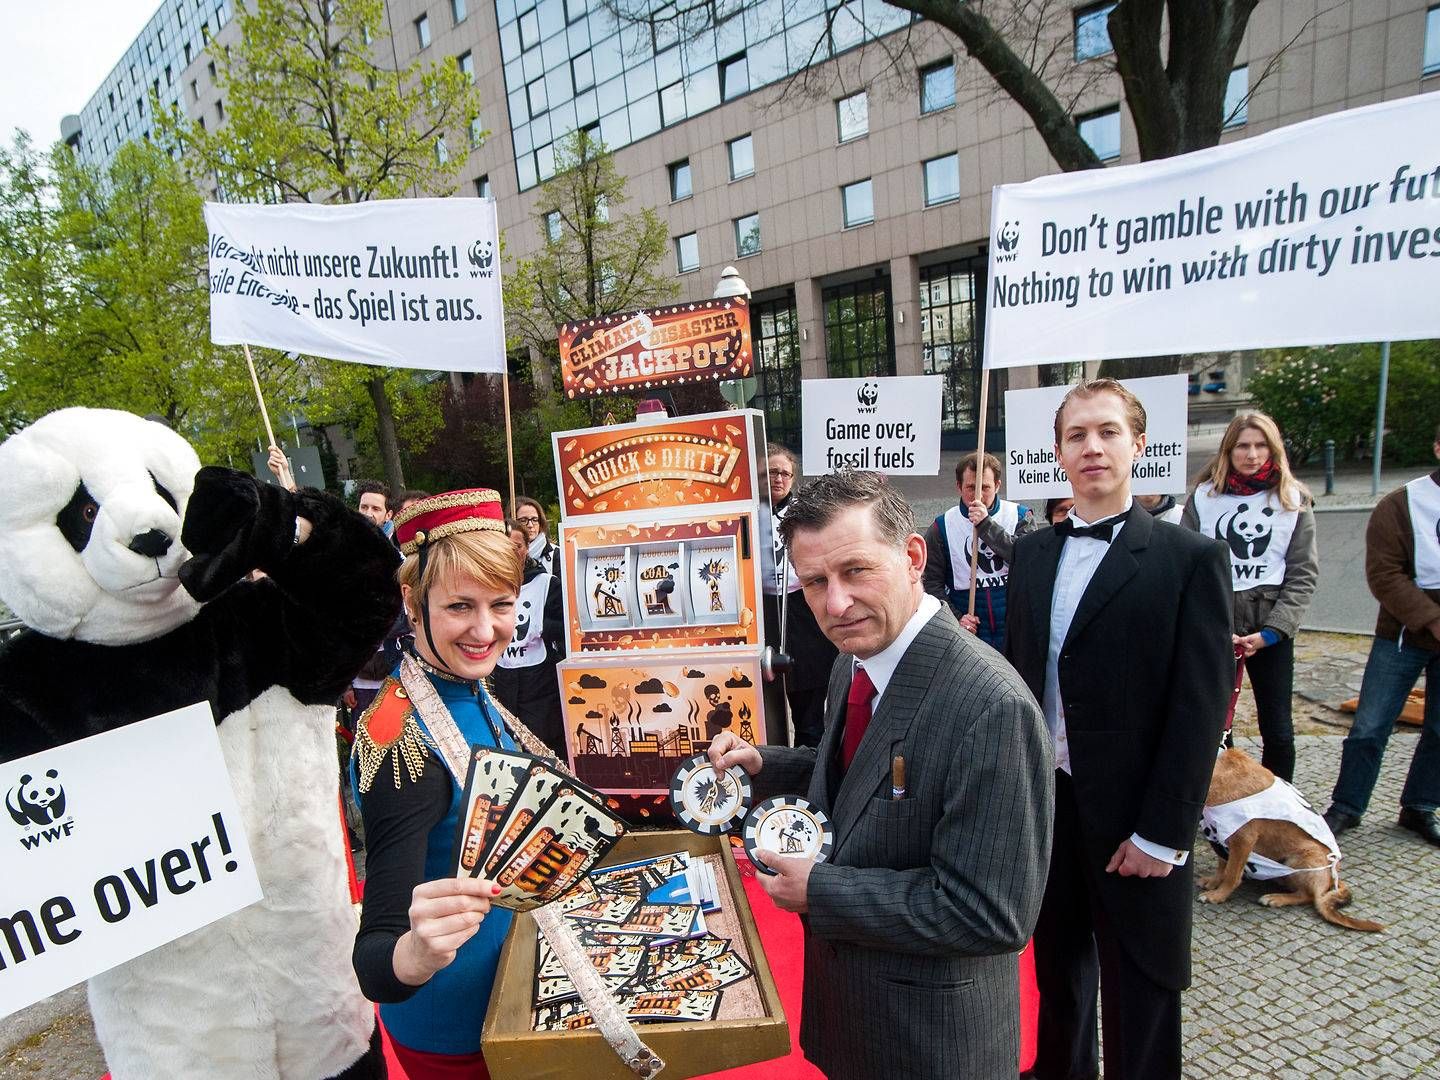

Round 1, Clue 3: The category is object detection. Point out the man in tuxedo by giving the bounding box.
[1004,379,1232,1080]
[711,470,1053,1079]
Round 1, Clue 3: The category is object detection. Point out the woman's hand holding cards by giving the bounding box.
[395,877,501,986]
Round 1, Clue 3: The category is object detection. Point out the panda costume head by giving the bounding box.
[0,408,201,644]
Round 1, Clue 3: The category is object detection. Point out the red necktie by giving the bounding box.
[842,666,875,769]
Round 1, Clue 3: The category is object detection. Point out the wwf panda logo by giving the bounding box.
[6,769,66,827]
[996,220,1020,254]
[506,600,534,659]
[1215,501,1275,560]
[965,534,1006,577]
[468,239,495,270]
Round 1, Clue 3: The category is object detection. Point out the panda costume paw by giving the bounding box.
[0,409,400,1079]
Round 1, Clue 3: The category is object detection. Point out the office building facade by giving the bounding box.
[65,0,1440,449]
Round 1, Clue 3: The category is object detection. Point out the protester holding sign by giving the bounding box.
[352,490,549,1078]
[1182,413,1318,782]
[923,452,1038,648]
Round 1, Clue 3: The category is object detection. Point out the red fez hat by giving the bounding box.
[393,488,504,556]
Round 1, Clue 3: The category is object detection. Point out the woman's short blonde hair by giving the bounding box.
[397,528,523,619]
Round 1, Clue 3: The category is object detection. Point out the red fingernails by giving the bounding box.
[491,884,501,896]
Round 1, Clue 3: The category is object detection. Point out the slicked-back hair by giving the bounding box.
[1053,378,1147,444]
[777,469,916,550]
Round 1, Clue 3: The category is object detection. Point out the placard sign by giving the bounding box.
[800,375,943,476]
[1002,374,1189,498]
[0,704,261,1018]
[205,198,505,373]
[557,298,753,398]
[984,94,1440,368]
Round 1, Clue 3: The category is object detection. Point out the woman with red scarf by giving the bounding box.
[1182,412,1318,780]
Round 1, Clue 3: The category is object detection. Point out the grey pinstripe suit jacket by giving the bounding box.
[754,604,1054,1080]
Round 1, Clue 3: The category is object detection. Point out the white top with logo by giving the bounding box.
[1406,475,1440,590]
[1191,481,1300,592]
[498,574,552,669]
[1200,774,1339,881]
[943,500,1020,591]
[767,501,802,596]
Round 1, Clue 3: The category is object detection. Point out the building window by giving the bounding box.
[215,98,225,121]
[661,81,686,126]
[842,178,873,227]
[545,210,562,242]
[201,20,210,42]
[1074,2,1117,61]
[572,51,594,92]
[920,59,955,114]
[751,293,801,449]
[1077,105,1121,161]
[1223,65,1249,128]
[837,90,868,142]
[470,116,485,147]
[165,65,174,86]
[519,7,540,49]
[727,134,754,180]
[191,79,199,102]
[565,0,586,24]
[458,51,474,81]
[451,0,467,23]
[734,213,761,257]
[1427,6,1440,75]
[824,277,895,380]
[435,136,448,164]
[208,60,217,79]
[415,14,430,49]
[923,153,960,206]
[921,258,984,433]
[669,159,692,201]
[184,42,192,64]
[475,175,491,198]
[674,232,699,273]
[721,52,749,101]
[527,77,548,117]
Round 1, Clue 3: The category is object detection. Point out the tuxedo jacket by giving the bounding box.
[756,605,1053,1080]
[1003,503,1233,990]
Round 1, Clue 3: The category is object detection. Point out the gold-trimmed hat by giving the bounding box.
[393,488,504,555]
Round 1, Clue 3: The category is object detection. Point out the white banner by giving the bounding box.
[1003,374,1189,498]
[984,94,1440,368]
[801,375,943,475]
[0,704,261,1018]
[205,198,505,372]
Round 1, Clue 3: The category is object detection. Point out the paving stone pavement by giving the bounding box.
[1186,733,1440,1079]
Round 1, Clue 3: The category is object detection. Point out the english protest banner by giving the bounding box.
[205,199,505,372]
[1002,374,1189,499]
[557,297,753,398]
[801,375,943,476]
[0,704,261,1018]
[984,94,1440,369]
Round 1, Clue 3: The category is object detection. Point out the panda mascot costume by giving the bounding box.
[0,408,400,1079]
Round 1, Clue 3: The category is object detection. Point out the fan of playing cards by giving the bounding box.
[453,748,627,912]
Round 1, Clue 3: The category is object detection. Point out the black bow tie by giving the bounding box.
[1056,515,1123,542]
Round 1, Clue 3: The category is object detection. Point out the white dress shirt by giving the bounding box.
[853,593,941,710]
[1043,501,1187,866]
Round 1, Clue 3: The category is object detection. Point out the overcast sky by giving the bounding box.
[2,1,164,150]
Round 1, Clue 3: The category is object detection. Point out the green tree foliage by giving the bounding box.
[510,130,676,391]
[0,132,292,463]
[165,0,483,491]
[1247,342,1440,466]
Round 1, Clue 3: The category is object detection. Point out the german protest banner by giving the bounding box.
[801,375,943,476]
[1003,374,1189,498]
[984,94,1440,368]
[205,199,505,372]
[0,704,261,1018]
[557,297,753,398]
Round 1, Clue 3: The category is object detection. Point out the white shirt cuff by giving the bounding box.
[1131,833,1189,866]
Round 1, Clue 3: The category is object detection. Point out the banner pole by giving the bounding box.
[502,370,517,514]
[967,371,991,619]
[242,343,279,450]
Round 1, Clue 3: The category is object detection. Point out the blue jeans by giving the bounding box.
[1330,635,1440,816]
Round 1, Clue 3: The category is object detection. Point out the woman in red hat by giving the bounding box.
[349,488,559,1078]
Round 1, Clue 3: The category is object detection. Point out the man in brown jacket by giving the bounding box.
[1325,423,1440,846]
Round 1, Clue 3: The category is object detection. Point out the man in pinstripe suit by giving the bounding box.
[711,470,1053,1080]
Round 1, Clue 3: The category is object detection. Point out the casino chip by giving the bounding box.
[742,795,834,875]
[669,752,753,836]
